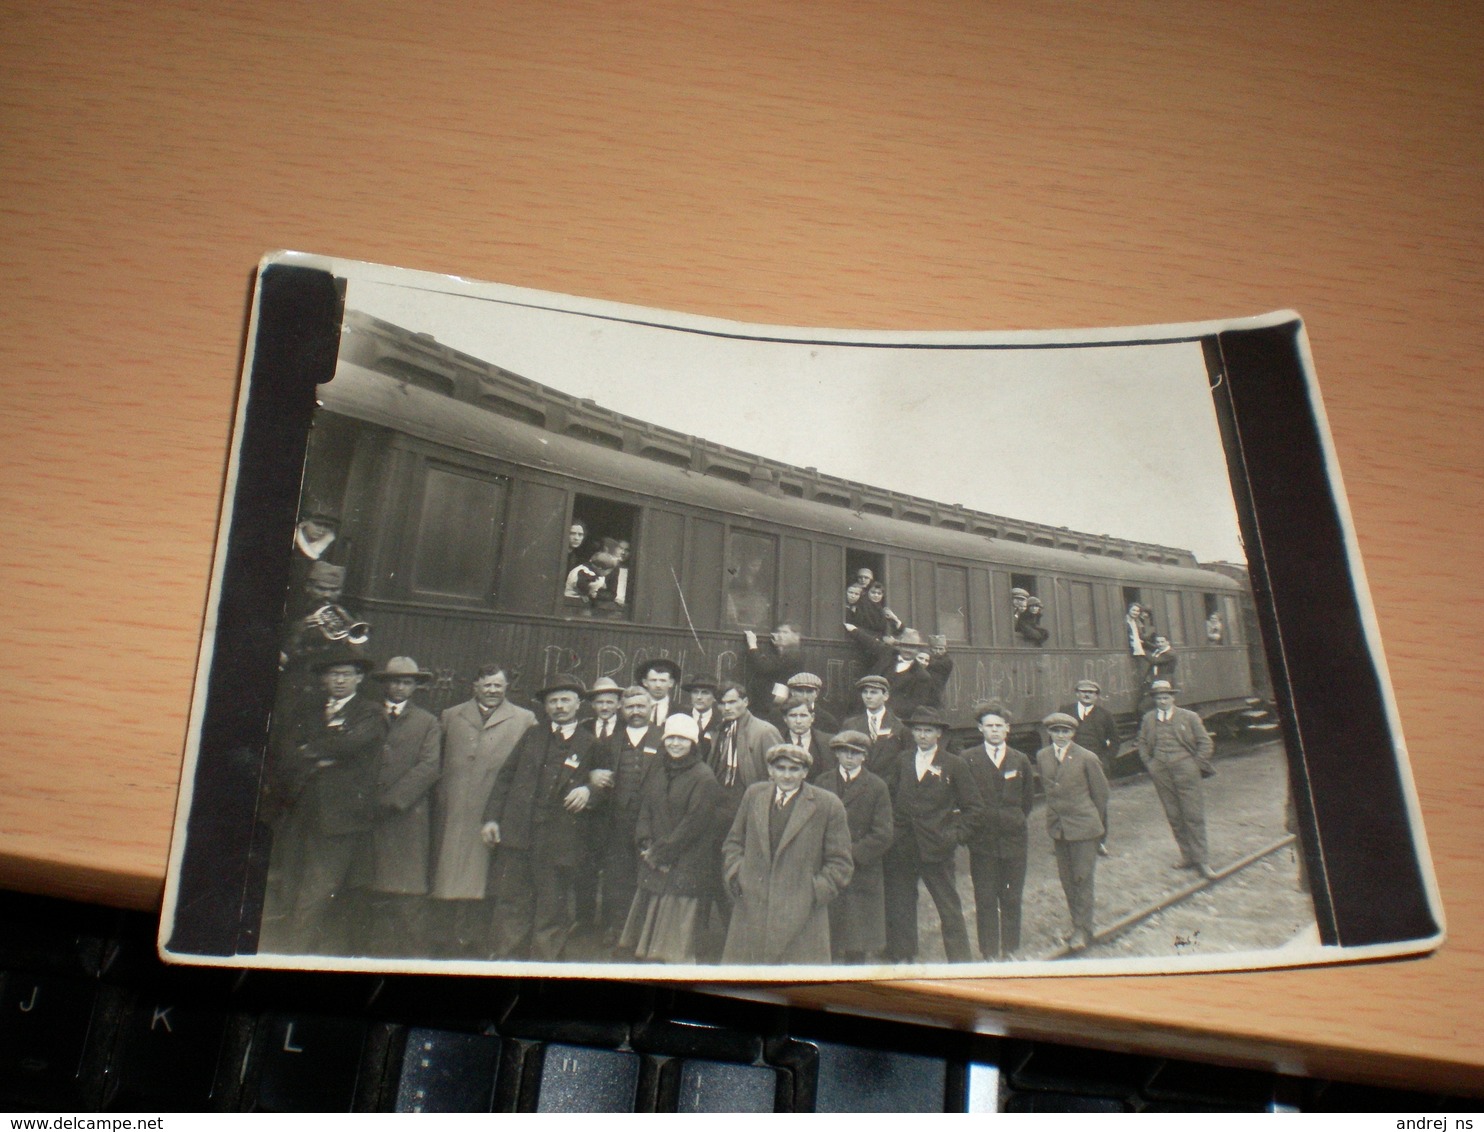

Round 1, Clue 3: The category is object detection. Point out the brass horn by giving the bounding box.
[304,603,371,645]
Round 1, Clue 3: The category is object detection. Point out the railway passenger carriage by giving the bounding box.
[302,313,1259,748]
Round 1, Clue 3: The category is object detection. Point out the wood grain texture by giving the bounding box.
[2,0,1479,1091]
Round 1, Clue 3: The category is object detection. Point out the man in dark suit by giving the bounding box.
[481,678,604,960]
[817,731,895,963]
[958,700,1035,961]
[743,623,805,725]
[263,645,388,955]
[574,676,624,932]
[682,676,723,761]
[705,682,783,936]
[635,657,686,726]
[873,629,954,720]
[1037,712,1110,951]
[784,670,840,733]
[881,707,984,964]
[840,674,909,786]
[358,656,442,956]
[1136,679,1216,879]
[590,686,665,942]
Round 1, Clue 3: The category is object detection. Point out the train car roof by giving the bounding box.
[323,362,1243,591]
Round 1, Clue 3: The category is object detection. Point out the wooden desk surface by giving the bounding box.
[3,0,1480,1094]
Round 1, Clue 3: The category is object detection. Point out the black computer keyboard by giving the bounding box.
[0,890,1472,1112]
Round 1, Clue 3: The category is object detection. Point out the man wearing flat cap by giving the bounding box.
[841,674,909,785]
[881,707,983,964]
[481,678,603,960]
[785,670,839,733]
[960,701,1035,961]
[1037,712,1109,951]
[817,732,895,963]
[261,644,387,955]
[1136,680,1216,879]
[721,744,853,965]
[1058,679,1120,855]
[355,657,442,956]
[635,657,686,726]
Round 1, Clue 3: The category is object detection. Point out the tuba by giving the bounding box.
[303,603,371,645]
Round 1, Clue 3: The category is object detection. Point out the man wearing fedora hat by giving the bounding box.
[482,677,603,960]
[1038,712,1110,951]
[877,629,955,721]
[1136,680,1216,879]
[682,676,723,761]
[881,706,983,964]
[261,644,387,955]
[356,657,441,956]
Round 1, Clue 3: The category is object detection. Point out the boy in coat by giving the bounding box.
[958,701,1035,960]
[721,744,854,965]
[1037,713,1110,951]
[817,731,894,963]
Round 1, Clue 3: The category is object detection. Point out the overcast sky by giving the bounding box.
[346,273,1247,564]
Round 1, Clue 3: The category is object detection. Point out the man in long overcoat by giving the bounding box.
[816,731,894,963]
[482,679,603,960]
[429,665,535,956]
[1037,712,1110,951]
[958,701,1034,960]
[357,656,442,956]
[721,744,853,965]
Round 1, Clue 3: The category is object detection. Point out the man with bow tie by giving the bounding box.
[356,656,442,956]
[1136,680,1216,880]
[261,646,387,955]
[1037,712,1110,952]
[482,678,603,960]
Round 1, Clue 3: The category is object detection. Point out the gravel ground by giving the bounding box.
[912,739,1318,965]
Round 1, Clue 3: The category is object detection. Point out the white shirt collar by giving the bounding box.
[915,747,938,779]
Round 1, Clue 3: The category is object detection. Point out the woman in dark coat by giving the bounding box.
[816,731,894,963]
[619,714,722,963]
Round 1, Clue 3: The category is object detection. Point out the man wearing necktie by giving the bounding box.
[590,686,664,944]
[721,743,853,965]
[636,657,684,727]
[682,676,723,761]
[573,676,624,933]
[261,646,387,956]
[1057,679,1121,856]
[1036,712,1109,952]
[357,656,441,956]
[959,701,1035,961]
[482,678,602,960]
[1136,680,1217,879]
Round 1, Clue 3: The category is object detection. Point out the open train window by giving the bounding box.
[1067,579,1097,647]
[1203,592,1226,643]
[934,564,969,642]
[845,549,885,592]
[1162,590,1186,645]
[1122,586,1144,616]
[1010,572,1048,645]
[565,494,639,614]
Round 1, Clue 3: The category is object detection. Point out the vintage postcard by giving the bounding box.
[159,252,1442,979]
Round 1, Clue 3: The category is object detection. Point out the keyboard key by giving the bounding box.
[1010,1040,1153,1098]
[1007,1090,1128,1112]
[1144,1058,1274,1109]
[504,982,644,1046]
[966,1061,1002,1113]
[0,972,98,1105]
[536,1043,639,1112]
[394,1028,501,1112]
[810,1041,948,1113]
[0,894,112,978]
[252,1013,366,1112]
[676,1059,777,1113]
[104,996,229,1111]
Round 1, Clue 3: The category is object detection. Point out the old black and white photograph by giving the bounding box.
[162,253,1440,980]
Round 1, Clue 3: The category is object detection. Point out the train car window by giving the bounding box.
[1222,593,1244,648]
[1162,590,1186,646]
[780,535,813,633]
[1203,592,1225,643]
[845,550,885,591]
[1122,585,1143,612]
[408,461,508,603]
[724,529,777,630]
[1010,573,1038,600]
[934,564,969,642]
[566,494,640,617]
[687,516,725,630]
[1067,580,1097,647]
[1010,572,1048,645]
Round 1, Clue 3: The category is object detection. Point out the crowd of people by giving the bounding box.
[260,513,1219,965]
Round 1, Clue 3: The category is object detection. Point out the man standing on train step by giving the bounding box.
[1136,680,1216,880]
[1037,712,1109,952]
